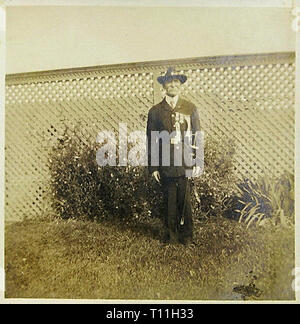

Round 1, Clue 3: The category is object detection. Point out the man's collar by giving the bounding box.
[165,95,179,108]
[162,96,184,111]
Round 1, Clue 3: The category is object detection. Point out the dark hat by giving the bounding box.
[157,67,187,85]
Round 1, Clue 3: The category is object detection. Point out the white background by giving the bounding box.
[6,6,295,74]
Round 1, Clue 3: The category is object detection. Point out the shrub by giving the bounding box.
[49,125,237,221]
[95,165,164,221]
[48,125,163,221]
[49,128,103,221]
[233,172,294,228]
[191,136,237,218]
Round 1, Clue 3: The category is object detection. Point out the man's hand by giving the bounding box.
[152,171,161,183]
[192,166,202,178]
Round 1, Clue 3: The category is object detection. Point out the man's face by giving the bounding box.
[163,79,182,97]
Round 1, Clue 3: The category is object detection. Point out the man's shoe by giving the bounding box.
[162,233,170,243]
[179,237,195,246]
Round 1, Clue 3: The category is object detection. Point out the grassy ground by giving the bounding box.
[5,216,295,300]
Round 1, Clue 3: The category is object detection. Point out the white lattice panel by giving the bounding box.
[5,53,295,221]
[166,62,295,180]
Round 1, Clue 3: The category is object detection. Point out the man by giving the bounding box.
[147,67,202,245]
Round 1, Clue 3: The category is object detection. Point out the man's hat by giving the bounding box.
[157,67,187,85]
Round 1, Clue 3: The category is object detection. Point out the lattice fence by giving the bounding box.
[5,52,295,221]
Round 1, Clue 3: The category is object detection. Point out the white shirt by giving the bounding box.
[165,95,179,109]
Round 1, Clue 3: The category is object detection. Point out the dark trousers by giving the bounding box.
[161,176,193,243]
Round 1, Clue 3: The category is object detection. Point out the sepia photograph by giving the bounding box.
[1,0,299,304]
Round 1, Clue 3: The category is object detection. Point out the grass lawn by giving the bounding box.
[5,216,295,300]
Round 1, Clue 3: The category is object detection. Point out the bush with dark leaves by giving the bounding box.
[191,136,237,218]
[232,172,294,228]
[49,127,237,221]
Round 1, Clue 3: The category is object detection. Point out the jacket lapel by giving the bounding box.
[160,98,173,131]
[161,97,172,111]
[174,97,184,112]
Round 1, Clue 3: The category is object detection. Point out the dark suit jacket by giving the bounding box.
[146,97,201,178]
